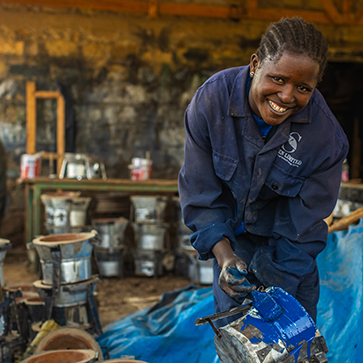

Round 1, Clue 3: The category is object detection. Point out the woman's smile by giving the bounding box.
[268,100,289,114]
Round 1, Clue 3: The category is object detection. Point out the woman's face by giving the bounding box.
[248,52,320,126]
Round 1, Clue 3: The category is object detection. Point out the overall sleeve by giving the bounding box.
[178,93,238,260]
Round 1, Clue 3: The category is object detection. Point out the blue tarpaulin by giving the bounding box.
[97,285,220,362]
[97,221,363,362]
[316,219,363,362]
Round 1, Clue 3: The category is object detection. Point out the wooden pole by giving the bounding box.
[57,95,65,176]
[26,81,36,155]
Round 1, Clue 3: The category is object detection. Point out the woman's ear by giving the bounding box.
[250,54,259,74]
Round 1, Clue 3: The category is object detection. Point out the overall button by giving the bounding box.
[272,184,278,190]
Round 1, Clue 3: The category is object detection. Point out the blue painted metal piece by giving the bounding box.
[243,287,318,359]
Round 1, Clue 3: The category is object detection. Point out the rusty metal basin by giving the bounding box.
[22,349,97,363]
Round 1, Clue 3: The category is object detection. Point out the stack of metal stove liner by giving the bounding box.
[173,197,213,285]
[0,287,26,363]
[40,192,91,234]
[197,286,328,363]
[0,239,26,363]
[91,217,129,278]
[32,231,102,336]
[130,196,169,277]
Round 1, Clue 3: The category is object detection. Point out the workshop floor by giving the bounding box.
[3,248,192,328]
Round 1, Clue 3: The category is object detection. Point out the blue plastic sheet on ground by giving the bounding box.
[97,222,363,362]
[97,285,221,362]
[316,219,363,362]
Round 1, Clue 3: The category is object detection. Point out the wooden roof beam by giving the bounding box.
[320,0,343,23]
[343,0,353,21]
[0,0,345,25]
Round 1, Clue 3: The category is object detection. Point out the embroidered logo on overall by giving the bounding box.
[278,132,303,167]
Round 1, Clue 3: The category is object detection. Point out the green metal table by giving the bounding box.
[18,177,179,244]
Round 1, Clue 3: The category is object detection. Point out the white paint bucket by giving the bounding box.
[20,154,41,178]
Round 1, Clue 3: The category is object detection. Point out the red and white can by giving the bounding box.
[129,157,153,181]
[20,154,41,178]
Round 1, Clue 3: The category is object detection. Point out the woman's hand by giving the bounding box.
[212,238,256,299]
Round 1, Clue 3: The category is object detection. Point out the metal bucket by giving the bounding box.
[92,217,129,250]
[94,247,124,277]
[70,197,92,228]
[24,295,45,324]
[52,304,91,330]
[0,239,11,287]
[41,192,81,227]
[173,196,183,222]
[133,250,165,277]
[22,349,98,363]
[40,192,89,234]
[33,276,99,307]
[33,231,97,285]
[133,223,167,250]
[130,196,168,223]
[176,225,193,251]
[186,251,213,285]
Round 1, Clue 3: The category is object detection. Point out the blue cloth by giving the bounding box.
[178,65,348,319]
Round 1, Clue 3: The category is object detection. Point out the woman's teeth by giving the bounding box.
[269,100,287,113]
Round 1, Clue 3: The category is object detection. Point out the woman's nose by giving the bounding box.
[278,85,295,103]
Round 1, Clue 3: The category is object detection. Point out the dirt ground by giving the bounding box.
[2,248,192,328]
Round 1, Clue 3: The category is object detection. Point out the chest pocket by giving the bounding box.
[212,150,238,181]
[264,163,305,198]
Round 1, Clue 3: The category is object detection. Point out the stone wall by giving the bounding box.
[1,3,363,246]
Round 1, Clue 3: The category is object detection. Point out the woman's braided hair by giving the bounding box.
[256,17,328,82]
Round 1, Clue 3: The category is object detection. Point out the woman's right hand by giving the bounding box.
[212,238,256,299]
[218,255,256,299]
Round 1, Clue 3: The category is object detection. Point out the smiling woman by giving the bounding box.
[178,16,349,339]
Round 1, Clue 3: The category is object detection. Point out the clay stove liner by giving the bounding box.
[33,232,97,247]
[6,283,37,293]
[34,327,103,359]
[22,349,97,363]
[14,292,39,304]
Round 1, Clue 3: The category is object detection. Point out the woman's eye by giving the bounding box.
[298,85,311,93]
[272,77,284,84]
